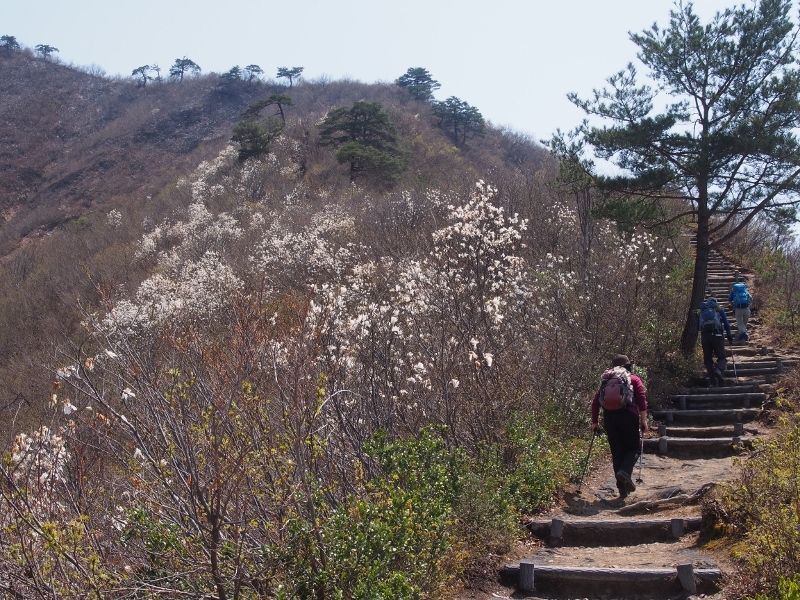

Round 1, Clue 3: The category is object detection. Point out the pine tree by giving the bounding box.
[556,0,800,354]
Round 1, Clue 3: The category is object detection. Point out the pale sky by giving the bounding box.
[1,0,774,142]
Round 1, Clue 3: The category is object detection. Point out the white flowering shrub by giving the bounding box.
[251,203,359,291]
[5,426,69,517]
[315,182,534,446]
[108,251,242,331]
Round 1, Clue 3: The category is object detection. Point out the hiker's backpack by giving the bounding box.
[731,282,751,309]
[599,366,634,410]
[699,300,723,333]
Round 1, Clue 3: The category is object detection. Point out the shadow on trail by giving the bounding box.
[559,490,616,516]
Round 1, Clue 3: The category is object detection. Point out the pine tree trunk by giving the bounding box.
[680,215,710,355]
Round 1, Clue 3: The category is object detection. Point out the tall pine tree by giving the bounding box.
[555,0,800,354]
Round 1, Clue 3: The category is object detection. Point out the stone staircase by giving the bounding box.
[499,251,794,598]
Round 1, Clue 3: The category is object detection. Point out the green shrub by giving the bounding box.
[750,575,800,600]
[501,415,586,513]
[711,417,800,598]
[270,418,587,598]
[453,412,588,576]
[273,427,464,600]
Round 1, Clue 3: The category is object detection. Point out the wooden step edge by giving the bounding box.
[527,517,703,528]
[643,437,753,455]
[670,393,766,400]
[652,408,761,417]
[679,384,764,394]
[663,425,754,438]
[502,563,722,594]
[504,564,722,581]
[527,517,703,543]
[644,436,750,446]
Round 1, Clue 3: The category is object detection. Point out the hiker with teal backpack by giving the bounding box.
[697,297,733,387]
[590,354,649,501]
[728,272,752,343]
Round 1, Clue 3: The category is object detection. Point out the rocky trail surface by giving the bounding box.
[460,251,797,599]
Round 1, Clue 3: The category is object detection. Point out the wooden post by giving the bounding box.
[659,436,668,455]
[733,422,744,436]
[550,518,564,546]
[678,396,687,410]
[658,424,667,437]
[677,563,696,594]
[777,358,783,373]
[670,518,684,538]
[519,561,535,592]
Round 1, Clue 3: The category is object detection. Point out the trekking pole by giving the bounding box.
[577,431,597,493]
[636,435,644,484]
[728,335,739,383]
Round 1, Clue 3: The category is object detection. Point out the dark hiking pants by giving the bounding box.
[701,332,727,381]
[602,408,640,493]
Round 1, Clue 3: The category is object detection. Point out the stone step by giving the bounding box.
[732,358,789,367]
[503,563,722,597]
[679,382,763,394]
[722,367,779,377]
[671,400,756,411]
[643,436,752,457]
[725,347,761,356]
[669,392,766,409]
[670,399,760,410]
[725,346,777,357]
[660,423,752,438]
[731,361,796,372]
[670,391,766,402]
[652,408,761,424]
[527,517,703,546]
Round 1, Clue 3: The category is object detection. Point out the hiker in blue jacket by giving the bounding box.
[728,272,752,343]
[697,297,733,387]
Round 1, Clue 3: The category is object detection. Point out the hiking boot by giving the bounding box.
[714,368,726,386]
[616,470,636,493]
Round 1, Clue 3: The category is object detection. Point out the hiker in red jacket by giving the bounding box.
[591,354,649,500]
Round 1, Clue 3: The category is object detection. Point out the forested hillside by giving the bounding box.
[1,30,799,598]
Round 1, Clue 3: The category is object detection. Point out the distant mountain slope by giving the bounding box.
[0,50,553,443]
[0,52,269,254]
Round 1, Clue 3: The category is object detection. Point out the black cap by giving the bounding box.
[611,354,633,368]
